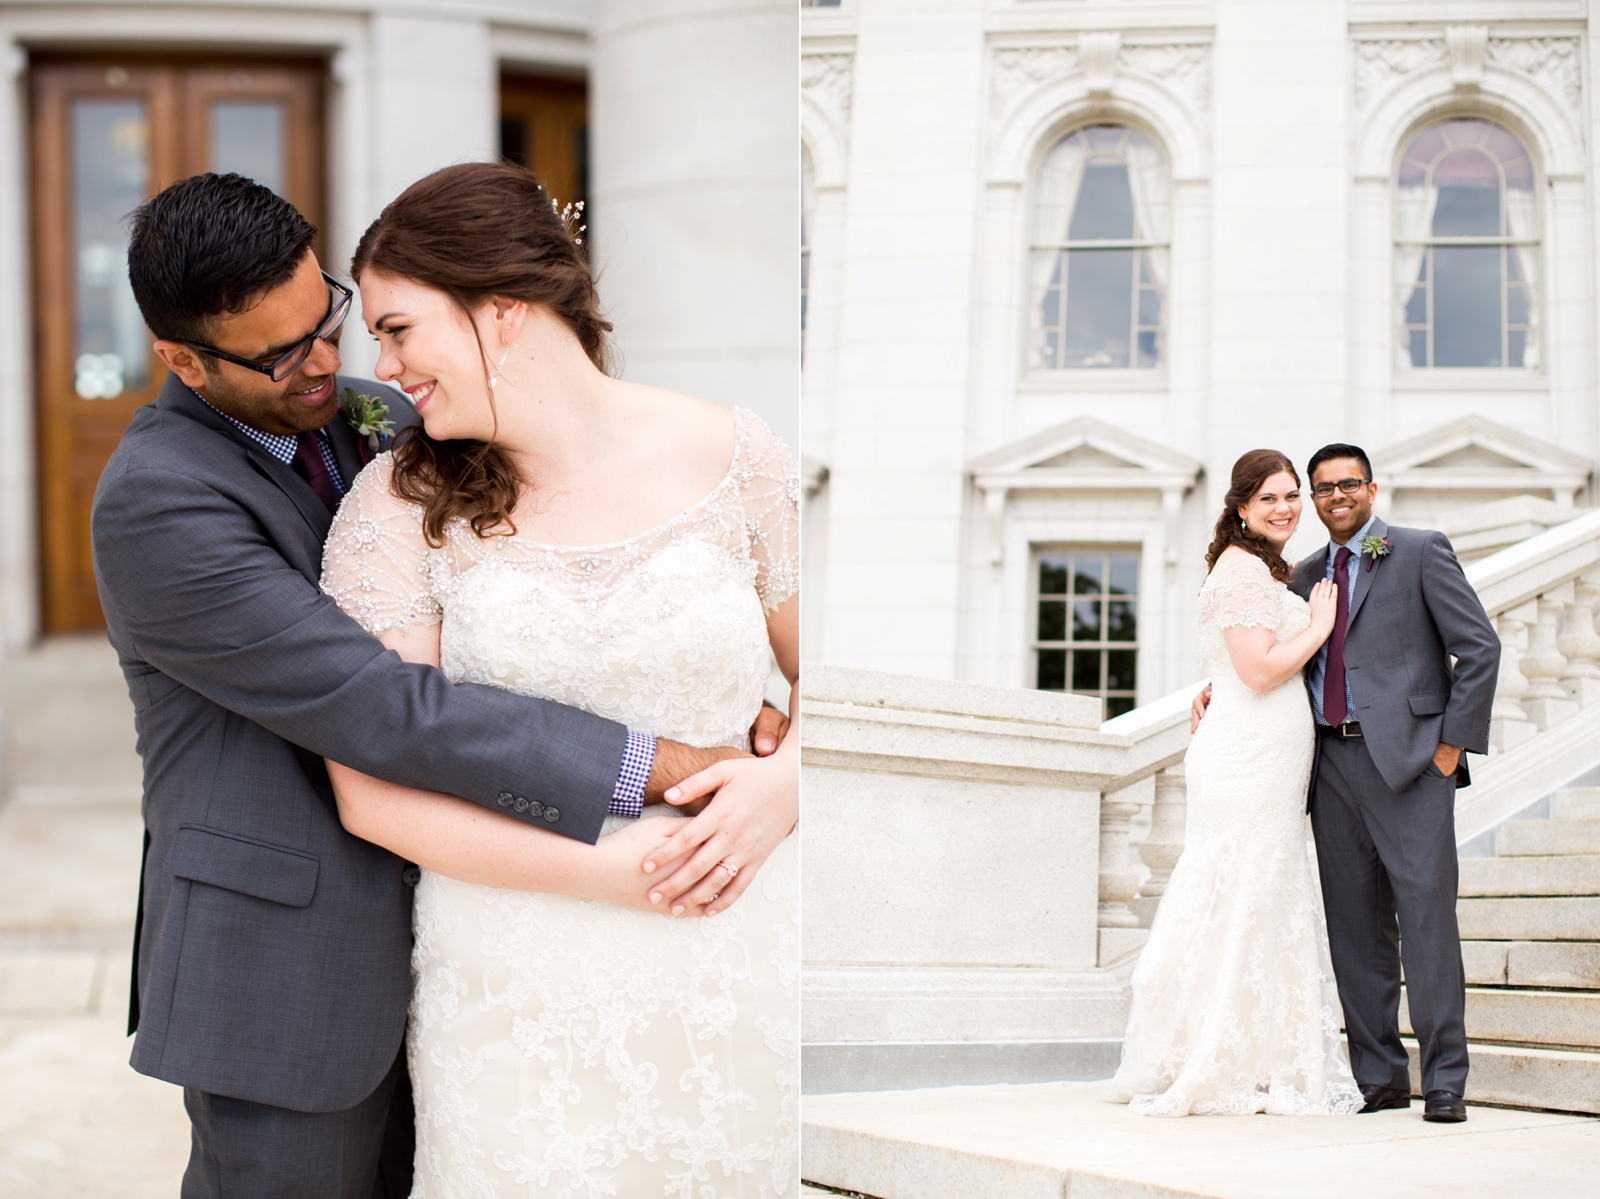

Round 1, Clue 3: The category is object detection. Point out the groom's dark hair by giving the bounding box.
[127,172,317,346]
[1307,443,1373,482]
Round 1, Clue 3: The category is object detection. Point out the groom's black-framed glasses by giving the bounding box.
[1310,477,1373,499]
[186,272,353,382]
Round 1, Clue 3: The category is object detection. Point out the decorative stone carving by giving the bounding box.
[802,52,855,124]
[1352,39,1444,112]
[1080,32,1120,97]
[989,41,1210,120]
[1487,37,1582,110]
[1446,25,1488,90]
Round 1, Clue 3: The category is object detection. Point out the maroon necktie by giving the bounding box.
[293,430,343,514]
[1323,546,1353,726]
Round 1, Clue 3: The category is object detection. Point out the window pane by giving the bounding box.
[1442,118,1489,147]
[1037,649,1066,691]
[1107,650,1138,691]
[1039,553,1070,595]
[212,101,286,196]
[1431,150,1500,236]
[1402,125,1446,165]
[1061,248,1133,368]
[1434,246,1502,366]
[1072,650,1101,690]
[1073,557,1103,594]
[1067,161,1135,240]
[1107,600,1137,642]
[1507,285,1529,325]
[1106,695,1136,718]
[72,99,149,398]
[1073,600,1101,641]
[1038,600,1067,642]
[1108,553,1139,595]
[1508,329,1527,368]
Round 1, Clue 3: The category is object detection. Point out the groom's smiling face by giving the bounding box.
[1310,457,1377,542]
[153,252,344,436]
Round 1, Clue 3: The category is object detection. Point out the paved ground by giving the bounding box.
[804,1082,1600,1199]
[0,636,189,1198]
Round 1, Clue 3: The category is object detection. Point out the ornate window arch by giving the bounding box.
[1395,117,1539,370]
[1027,123,1171,372]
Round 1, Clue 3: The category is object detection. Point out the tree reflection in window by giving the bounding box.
[1396,119,1538,369]
[1029,125,1170,371]
[1035,548,1139,719]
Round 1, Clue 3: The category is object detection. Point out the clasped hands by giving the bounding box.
[624,702,797,919]
[1189,685,1461,776]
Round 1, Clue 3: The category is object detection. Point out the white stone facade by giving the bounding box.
[0,0,797,646]
[803,0,1600,705]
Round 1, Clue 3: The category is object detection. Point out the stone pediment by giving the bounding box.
[1371,416,1592,505]
[969,417,1204,496]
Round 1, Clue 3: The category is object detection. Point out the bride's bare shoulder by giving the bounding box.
[615,381,738,481]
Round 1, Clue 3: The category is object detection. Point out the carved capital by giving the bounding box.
[1080,31,1121,97]
[1446,25,1488,90]
[801,52,855,125]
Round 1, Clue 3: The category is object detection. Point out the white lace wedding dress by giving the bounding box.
[1104,550,1361,1117]
[322,408,799,1197]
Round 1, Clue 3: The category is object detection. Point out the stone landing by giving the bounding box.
[803,1082,1600,1199]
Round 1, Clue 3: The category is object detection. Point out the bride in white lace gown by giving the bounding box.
[1105,450,1361,1117]
[320,164,798,1196]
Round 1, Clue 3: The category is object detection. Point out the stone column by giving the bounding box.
[1521,589,1577,729]
[1558,577,1600,706]
[1489,608,1537,753]
[589,0,799,449]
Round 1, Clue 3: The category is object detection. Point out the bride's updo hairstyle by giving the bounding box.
[1204,448,1299,583]
[350,161,610,544]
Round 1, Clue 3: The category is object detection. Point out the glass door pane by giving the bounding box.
[211,100,286,194]
[71,98,149,399]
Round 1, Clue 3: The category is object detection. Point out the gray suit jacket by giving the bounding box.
[92,373,627,1112]
[1290,518,1499,794]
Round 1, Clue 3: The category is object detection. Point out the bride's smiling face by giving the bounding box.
[1238,469,1302,550]
[361,271,503,443]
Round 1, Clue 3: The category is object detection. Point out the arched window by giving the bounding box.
[1396,119,1538,370]
[1028,124,1170,371]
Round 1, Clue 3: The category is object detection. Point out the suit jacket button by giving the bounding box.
[401,865,422,887]
[513,797,530,813]
[543,807,559,823]
[529,800,545,818]
[497,792,514,808]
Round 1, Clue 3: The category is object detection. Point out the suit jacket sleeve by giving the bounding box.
[1419,530,1500,755]
[93,463,623,844]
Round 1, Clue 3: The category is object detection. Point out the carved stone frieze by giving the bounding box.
[989,42,1210,121]
[1352,35,1582,113]
[802,52,855,125]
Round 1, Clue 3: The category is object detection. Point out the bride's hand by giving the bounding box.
[639,754,797,916]
[1307,578,1338,636]
[583,818,697,913]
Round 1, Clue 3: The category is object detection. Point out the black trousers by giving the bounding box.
[181,1044,413,1199]
[1311,732,1468,1096]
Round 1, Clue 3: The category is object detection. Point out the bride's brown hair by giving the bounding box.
[1205,449,1299,583]
[350,161,611,545]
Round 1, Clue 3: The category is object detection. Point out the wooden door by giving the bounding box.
[31,56,325,631]
[499,74,587,211]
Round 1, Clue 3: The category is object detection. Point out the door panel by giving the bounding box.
[499,74,587,212]
[31,56,325,631]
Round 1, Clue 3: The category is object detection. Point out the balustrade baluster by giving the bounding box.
[1522,588,1577,729]
[1138,764,1186,902]
[1558,578,1600,706]
[1489,609,1537,753]
[1098,792,1142,929]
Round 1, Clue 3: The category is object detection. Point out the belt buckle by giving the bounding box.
[1339,721,1361,738]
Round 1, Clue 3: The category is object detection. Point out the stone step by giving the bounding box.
[1463,941,1600,989]
[1457,896,1600,941]
[1405,1038,1600,1116]
[1459,855,1600,897]
[1553,789,1600,820]
[1499,819,1600,857]
[1401,986,1600,1050]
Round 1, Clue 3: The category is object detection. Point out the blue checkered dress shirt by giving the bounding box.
[193,387,655,815]
[1308,515,1376,727]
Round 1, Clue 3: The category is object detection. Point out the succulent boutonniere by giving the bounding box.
[339,387,395,454]
[1359,533,1391,573]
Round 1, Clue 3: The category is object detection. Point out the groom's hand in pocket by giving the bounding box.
[750,700,789,756]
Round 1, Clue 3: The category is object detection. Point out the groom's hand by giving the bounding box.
[750,700,789,757]
[1432,742,1461,776]
[643,740,752,806]
[1190,685,1212,733]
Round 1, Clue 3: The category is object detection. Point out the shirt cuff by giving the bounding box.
[608,729,655,820]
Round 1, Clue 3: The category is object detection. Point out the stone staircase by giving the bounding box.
[1400,785,1600,1114]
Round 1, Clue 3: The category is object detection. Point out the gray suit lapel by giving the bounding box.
[1345,516,1388,628]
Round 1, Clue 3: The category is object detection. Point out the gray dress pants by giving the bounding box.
[1310,731,1469,1097]
[181,1044,413,1199]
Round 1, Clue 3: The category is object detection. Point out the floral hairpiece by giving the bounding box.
[1359,533,1391,572]
[552,197,586,245]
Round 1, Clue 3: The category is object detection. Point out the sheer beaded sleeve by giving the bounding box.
[734,410,801,613]
[1207,552,1283,632]
[321,455,443,635]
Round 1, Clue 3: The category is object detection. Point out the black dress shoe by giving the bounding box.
[1424,1090,1467,1122]
[1358,1083,1411,1113]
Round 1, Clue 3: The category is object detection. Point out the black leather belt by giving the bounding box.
[1319,721,1362,738]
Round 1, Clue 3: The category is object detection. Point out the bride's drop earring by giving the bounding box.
[488,341,513,390]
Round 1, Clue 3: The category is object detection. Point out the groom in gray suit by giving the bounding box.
[1289,443,1499,1124]
[92,174,781,1198]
